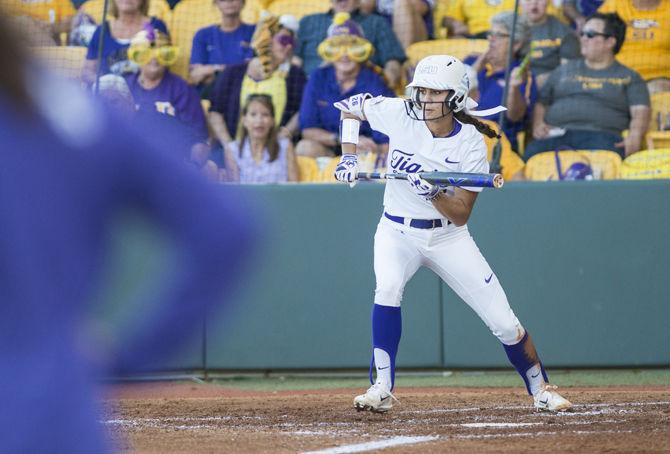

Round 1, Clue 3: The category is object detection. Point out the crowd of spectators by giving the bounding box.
[9,0,670,182]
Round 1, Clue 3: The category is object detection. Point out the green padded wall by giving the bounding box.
[442,181,670,367]
[103,181,670,371]
[206,185,443,369]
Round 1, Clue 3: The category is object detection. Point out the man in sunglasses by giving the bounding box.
[297,12,394,158]
[525,12,650,160]
[296,0,405,89]
[125,26,208,141]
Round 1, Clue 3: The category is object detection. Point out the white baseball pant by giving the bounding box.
[373,216,523,345]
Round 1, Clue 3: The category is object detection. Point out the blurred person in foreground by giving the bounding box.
[0,12,255,453]
[525,12,650,160]
[464,12,538,153]
[296,12,394,158]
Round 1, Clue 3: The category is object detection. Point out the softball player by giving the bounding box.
[333,55,572,413]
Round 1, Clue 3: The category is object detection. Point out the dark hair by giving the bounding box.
[237,94,280,162]
[0,13,33,111]
[453,110,500,139]
[586,12,626,54]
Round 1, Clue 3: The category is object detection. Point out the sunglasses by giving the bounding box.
[487,31,511,39]
[580,30,611,39]
[128,44,179,66]
[317,36,373,63]
[246,93,273,103]
[274,34,295,47]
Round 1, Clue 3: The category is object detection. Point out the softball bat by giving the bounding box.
[356,171,504,188]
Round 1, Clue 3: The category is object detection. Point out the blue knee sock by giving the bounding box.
[503,331,548,395]
[369,304,402,390]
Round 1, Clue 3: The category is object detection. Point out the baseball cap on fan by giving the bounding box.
[326,11,366,39]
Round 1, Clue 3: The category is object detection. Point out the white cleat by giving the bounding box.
[354,383,398,413]
[534,384,573,412]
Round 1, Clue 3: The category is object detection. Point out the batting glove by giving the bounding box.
[334,153,358,188]
[407,173,440,201]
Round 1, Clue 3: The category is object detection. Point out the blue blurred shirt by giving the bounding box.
[299,65,394,145]
[189,24,255,66]
[0,73,254,453]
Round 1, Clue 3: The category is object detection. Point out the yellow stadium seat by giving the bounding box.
[240,0,262,24]
[80,0,171,24]
[31,46,87,80]
[524,150,622,181]
[171,0,221,79]
[650,91,670,132]
[266,0,330,21]
[405,39,488,65]
[621,148,670,179]
[296,155,319,182]
[316,156,338,183]
[646,131,670,150]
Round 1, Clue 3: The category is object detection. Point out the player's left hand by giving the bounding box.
[407,173,440,201]
[334,153,358,188]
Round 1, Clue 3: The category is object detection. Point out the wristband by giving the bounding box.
[339,117,360,144]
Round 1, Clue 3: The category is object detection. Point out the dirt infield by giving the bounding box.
[103,383,670,453]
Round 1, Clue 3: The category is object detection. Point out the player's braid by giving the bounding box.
[453,110,500,139]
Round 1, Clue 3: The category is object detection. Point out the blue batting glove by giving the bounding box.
[334,153,358,188]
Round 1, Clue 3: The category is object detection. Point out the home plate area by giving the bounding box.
[104,385,670,453]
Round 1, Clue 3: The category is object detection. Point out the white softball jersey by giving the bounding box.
[364,96,489,220]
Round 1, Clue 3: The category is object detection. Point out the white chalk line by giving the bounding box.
[101,400,669,436]
[459,422,542,428]
[399,400,670,415]
[301,436,439,454]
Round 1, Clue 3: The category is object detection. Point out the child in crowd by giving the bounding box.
[224,94,298,183]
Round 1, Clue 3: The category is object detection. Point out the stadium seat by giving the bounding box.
[645,131,670,150]
[80,0,171,24]
[266,0,330,20]
[240,0,262,24]
[296,155,319,182]
[318,156,340,183]
[645,92,670,149]
[171,0,221,79]
[406,39,488,65]
[621,148,670,179]
[524,150,622,181]
[650,91,670,132]
[31,46,87,79]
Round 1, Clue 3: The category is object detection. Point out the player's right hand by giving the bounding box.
[334,153,358,188]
